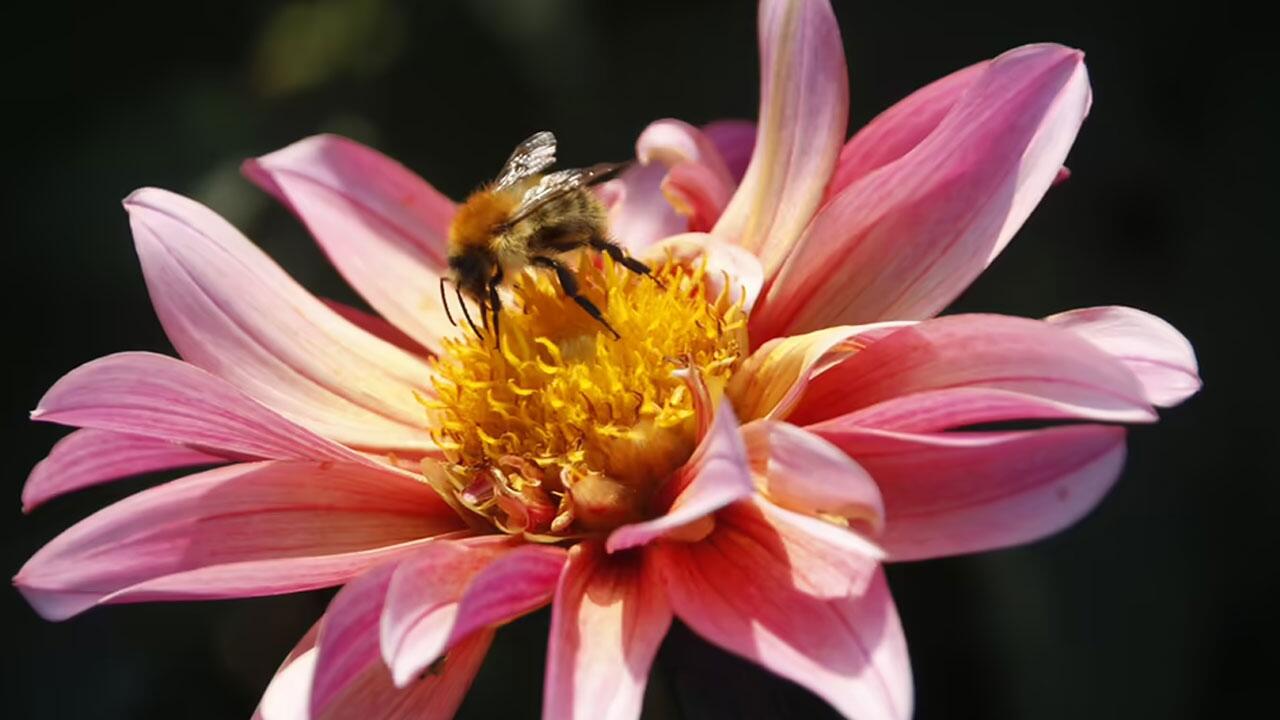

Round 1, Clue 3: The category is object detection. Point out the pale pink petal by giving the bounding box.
[607,162,688,252]
[703,119,757,182]
[662,162,734,232]
[812,424,1128,561]
[382,540,565,686]
[312,562,398,715]
[255,623,320,720]
[322,299,430,357]
[726,323,912,423]
[606,402,753,553]
[125,188,436,452]
[544,541,672,720]
[636,119,738,232]
[713,0,848,276]
[32,352,378,466]
[823,386,1122,433]
[741,420,884,533]
[312,562,491,720]
[14,461,461,621]
[640,232,765,313]
[826,61,985,198]
[1045,306,1201,407]
[786,314,1156,427]
[636,119,735,182]
[245,135,458,354]
[23,428,220,512]
[755,44,1092,337]
[649,511,909,719]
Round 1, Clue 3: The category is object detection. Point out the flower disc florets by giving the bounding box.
[426,256,747,539]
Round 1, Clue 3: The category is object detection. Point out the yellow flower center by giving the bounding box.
[424,255,747,540]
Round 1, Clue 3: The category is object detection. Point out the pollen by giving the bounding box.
[425,255,747,539]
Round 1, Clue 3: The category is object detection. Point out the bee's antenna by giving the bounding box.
[440,277,457,327]
[456,286,484,341]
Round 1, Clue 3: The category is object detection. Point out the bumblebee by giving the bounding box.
[442,131,657,341]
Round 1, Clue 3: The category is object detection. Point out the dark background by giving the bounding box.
[3,1,1274,718]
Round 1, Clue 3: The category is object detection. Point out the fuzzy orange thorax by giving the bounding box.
[447,186,522,251]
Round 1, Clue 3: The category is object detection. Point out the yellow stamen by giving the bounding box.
[428,255,746,538]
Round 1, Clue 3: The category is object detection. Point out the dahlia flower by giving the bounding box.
[17,0,1199,718]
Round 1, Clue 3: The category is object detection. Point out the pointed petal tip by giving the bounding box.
[121,186,169,211]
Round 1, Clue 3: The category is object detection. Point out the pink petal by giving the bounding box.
[637,119,738,232]
[606,402,753,553]
[826,61,985,199]
[245,135,458,354]
[32,352,377,466]
[640,233,766,314]
[14,460,461,621]
[607,162,688,253]
[125,188,436,452]
[322,299,430,357]
[543,541,672,720]
[255,622,320,720]
[23,428,221,512]
[713,0,848,277]
[741,420,884,533]
[786,314,1156,427]
[1045,306,1201,407]
[312,562,491,720]
[649,509,909,719]
[811,424,1128,561]
[382,540,565,686]
[726,323,912,423]
[662,162,734,232]
[824,386,1122,433]
[703,119,757,182]
[755,44,1092,337]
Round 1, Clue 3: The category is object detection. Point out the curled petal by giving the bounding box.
[607,402,753,553]
[755,43,1092,337]
[14,461,461,621]
[607,162,688,253]
[786,314,1156,427]
[641,233,765,313]
[381,540,565,687]
[726,323,911,423]
[662,162,734,232]
[1045,306,1200,407]
[713,0,848,276]
[826,61,985,198]
[23,428,221,512]
[32,352,376,466]
[637,119,738,231]
[312,562,491,720]
[245,135,458,354]
[741,420,884,533]
[125,188,435,453]
[649,506,907,718]
[544,542,672,720]
[812,424,1128,561]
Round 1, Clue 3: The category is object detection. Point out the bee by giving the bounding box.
[442,131,658,342]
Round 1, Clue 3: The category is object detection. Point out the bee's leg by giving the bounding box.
[532,256,621,340]
[440,277,457,327]
[488,267,503,347]
[588,237,665,289]
[456,285,484,341]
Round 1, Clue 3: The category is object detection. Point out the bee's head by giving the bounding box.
[447,248,493,300]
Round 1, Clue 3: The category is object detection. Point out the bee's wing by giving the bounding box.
[507,162,628,225]
[493,131,558,190]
